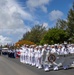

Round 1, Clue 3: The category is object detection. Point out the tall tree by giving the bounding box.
[30,25,46,44]
[22,25,46,44]
[22,31,31,40]
[55,19,67,30]
[67,3,74,37]
[40,28,69,44]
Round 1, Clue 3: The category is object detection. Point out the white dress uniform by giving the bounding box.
[43,47,50,71]
[21,46,26,63]
[51,47,56,54]
[30,48,32,65]
[30,48,34,65]
[59,47,65,55]
[50,47,59,71]
[26,47,29,64]
[57,48,61,55]
[62,46,69,69]
[69,46,74,54]
[64,48,69,55]
[31,48,35,66]
[25,47,27,63]
[38,47,43,69]
[20,48,25,63]
[72,47,74,53]
[34,48,38,67]
[34,48,39,67]
[28,48,31,65]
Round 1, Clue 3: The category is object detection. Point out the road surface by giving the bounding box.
[0,56,74,75]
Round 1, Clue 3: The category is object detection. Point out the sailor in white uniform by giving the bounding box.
[21,45,26,63]
[34,46,39,67]
[43,44,50,71]
[37,45,43,69]
[51,45,56,54]
[59,45,65,55]
[52,45,59,71]
[62,44,70,69]
[72,45,74,53]
[28,46,31,65]
[31,45,35,66]
[25,45,29,64]
[28,45,34,66]
[20,48,25,63]
[68,44,74,54]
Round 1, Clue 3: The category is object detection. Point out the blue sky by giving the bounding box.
[17,0,74,27]
[0,0,73,45]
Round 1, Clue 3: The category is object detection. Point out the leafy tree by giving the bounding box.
[22,25,46,44]
[67,3,74,38]
[18,3,74,44]
[55,19,68,30]
[22,31,31,40]
[40,28,69,44]
[55,3,74,43]
[15,40,35,47]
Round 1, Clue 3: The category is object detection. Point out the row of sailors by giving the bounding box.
[19,44,74,71]
[7,50,16,58]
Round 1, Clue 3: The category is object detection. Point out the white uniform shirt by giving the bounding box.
[59,47,65,55]
[57,48,61,55]
[20,49,24,55]
[51,48,56,53]
[34,49,39,58]
[69,47,74,54]
[28,48,31,57]
[25,48,28,56]
[38,49,43,58]
[30,48,34,57]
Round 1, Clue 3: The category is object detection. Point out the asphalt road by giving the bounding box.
[0,56,74,75]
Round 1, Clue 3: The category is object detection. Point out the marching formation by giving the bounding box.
[18,43,74,71]
[1,43,74,72]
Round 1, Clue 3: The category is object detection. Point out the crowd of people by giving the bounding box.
[18,43,74,71]
[2,43,74,71]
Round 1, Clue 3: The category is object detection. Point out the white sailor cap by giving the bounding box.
[64,41,67,44]
[48,45,50,46]
[51,45,54,48]
[54,44,58,46]
[44,44,48,46]
[59,44,62,47]
[39,45,42,48]
[35,46,38,48]
[26,45,29,46]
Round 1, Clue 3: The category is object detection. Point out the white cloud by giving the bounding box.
[34,21,48,28]
[0,35,12,46]
[41,6,47,13]
[0,0,33,43]
[0,0,33,29]
[26,0,51,13]
[49,10,63,21]
[42,22,48,28]
[34,21,40,25]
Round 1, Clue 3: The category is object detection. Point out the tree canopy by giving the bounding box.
[67,3,74,39]
[22,25,46,45]
[40,28,69,44]
[16,3,74,45]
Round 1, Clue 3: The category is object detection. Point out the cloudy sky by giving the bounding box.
[0,0,73,45]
